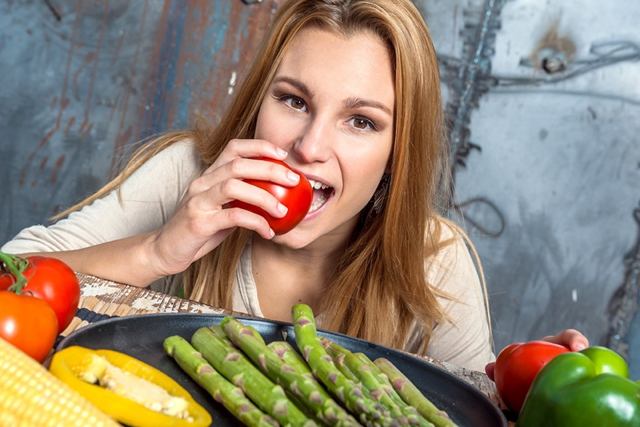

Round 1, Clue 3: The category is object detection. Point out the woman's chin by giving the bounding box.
[271,227,316,249]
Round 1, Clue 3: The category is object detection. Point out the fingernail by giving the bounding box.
[278,203,288,215]
[574,343,587,351]
[277,148,288,158]
[269,229,275,238]
[287,171,300,183]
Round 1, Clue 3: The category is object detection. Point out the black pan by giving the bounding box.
[56,313,507,427]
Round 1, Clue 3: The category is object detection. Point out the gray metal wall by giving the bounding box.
[420,0,640,374]
[2,0,639,373]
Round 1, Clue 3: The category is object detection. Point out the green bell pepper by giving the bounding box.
[516,346,640,426]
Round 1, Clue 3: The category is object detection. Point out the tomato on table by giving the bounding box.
[0,255,80,333]
[229,157,313,235]
[0,291,59,363]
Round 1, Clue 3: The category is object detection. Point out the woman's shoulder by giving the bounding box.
[125,137,203,189]
[425,217,471,261]
[145,137,201,169]
[423,216,482,294]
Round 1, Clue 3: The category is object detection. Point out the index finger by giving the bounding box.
[541,329,589,351]
[205,139,288,174]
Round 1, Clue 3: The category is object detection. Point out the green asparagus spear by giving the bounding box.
[268,341,314,378]
[220,316,360,427]
[354,355,392,394]
[191,326,315,427]
[326,341,435,427]
[215,322,267,345]
[374,358,458,427]
[267,340,349,425]
[264,341,329,424]
[324,341,360,383]
[163,335,279,427]
[354,353,433,427]
[210,324,233,343]
[292,304,393,427]
[353,353,433,427]
[355,353,403,406]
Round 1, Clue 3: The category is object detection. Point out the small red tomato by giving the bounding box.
[0,256,80,333]
[0,291,59,363]
[494,340,570,413]
[229,158,313,235]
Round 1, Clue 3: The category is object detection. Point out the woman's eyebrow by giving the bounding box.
[344,97,393,117]
[272,76,392,116]
[272,76,315,98]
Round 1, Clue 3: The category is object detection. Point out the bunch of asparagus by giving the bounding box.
[163,304,458,427]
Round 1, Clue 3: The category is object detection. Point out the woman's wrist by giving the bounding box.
[127,231,179,286]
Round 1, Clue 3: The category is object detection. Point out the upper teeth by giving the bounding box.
[308,179,329,190]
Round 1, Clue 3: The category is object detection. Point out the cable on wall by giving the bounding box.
[439,0,507,238]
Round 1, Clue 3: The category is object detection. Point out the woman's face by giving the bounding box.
[255,27,395,248]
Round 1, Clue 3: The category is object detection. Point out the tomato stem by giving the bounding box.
[0,251,30,293]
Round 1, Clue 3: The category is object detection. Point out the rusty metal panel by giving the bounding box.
[0,0,281,241]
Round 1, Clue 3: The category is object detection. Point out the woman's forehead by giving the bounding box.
[275,27,395,109]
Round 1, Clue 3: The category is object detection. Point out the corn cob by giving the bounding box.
[0,337,119,427]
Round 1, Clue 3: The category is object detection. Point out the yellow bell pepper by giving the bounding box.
[50,346,211,427]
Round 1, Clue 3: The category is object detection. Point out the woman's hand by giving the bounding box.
[485,329,589,381]
[145,139,301,278]
[538,328,589,351]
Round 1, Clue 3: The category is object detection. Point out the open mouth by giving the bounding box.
[308,179,333,213]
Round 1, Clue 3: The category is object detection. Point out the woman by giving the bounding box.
[1,0,586,372]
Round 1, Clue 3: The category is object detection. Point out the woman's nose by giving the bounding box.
[292,117,332,163]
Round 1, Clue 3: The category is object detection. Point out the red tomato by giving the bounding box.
[0,256,80,333]
[0,291,59,363]
[229,158,313,235]
[494,340,570,413]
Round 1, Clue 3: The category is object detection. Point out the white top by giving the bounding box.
[2,140,495,371]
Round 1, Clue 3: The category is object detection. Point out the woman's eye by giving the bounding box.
[350,116,377,131]
[282,96,307,111]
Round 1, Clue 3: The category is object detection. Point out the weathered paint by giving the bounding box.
[0,0,280,236]
[133,0,281,169]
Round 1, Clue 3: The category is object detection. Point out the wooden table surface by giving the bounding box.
[56,272,515,426]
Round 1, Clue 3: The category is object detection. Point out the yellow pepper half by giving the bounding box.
[49,346,212,427]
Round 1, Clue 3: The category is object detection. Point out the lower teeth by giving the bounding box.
[309,193,328,212]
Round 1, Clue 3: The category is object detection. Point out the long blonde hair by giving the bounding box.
[58,0,477,355]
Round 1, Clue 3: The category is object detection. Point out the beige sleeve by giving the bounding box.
[1,140,202,294]
[406,223,495,372]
